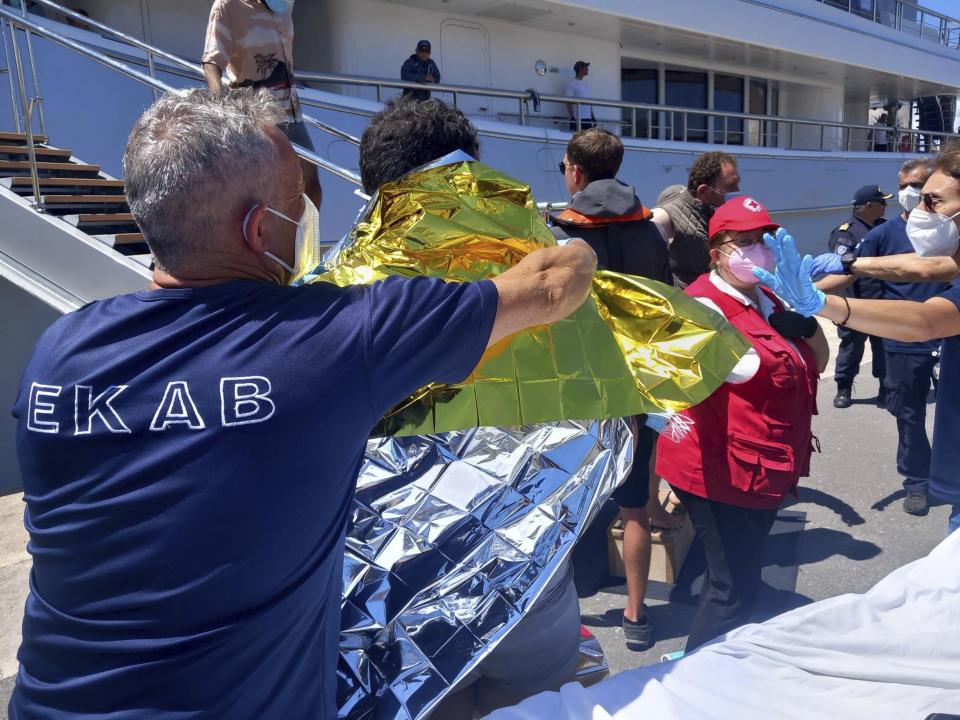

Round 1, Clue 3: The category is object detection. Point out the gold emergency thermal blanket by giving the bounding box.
[318,158,749,436]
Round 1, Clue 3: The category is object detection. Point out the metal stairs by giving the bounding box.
[0,130,150,264]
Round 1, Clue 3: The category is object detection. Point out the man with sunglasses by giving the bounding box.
[756,145,960,537]
[817,162,947,517]
[823,185,891,409]
[551,127,673,654]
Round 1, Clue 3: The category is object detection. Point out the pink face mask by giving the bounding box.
[720,243,776,284]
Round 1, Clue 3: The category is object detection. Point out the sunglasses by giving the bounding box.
[558,161,568,174]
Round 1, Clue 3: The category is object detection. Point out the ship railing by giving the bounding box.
[296,70,959,154]
[0,4,362,212]
[3,0,957,174]
[814,0,960,49]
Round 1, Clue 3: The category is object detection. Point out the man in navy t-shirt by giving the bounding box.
[9,89,597,719]
[856,159,948,516]
[772,150,960,537]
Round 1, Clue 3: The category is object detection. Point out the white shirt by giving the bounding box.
[869,107,889,145]
[566,77,592,119]
[694,271,805,384]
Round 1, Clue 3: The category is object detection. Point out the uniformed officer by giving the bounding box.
[828,185,891,408]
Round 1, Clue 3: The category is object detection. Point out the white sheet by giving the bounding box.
[486,531,960,720]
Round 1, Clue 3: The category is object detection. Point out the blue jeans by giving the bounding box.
[949,504,960,535]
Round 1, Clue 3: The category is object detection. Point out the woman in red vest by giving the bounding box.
[656,196,829,651]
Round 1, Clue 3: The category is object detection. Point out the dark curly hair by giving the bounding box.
[686,151,737,195]
[359,98,480,194]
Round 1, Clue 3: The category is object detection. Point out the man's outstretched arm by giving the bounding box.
[850,253,960,283]
[488,239,597,347]
[818,295,960,344]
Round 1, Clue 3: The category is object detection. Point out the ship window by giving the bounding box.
[714,74,744,146]
[621,67,657,139]
[665,70,707,142]
[748,79,774,147]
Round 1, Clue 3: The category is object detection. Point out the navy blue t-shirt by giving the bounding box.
[931,282,960,505]
[10,276,497,719]
[857,214,949,355]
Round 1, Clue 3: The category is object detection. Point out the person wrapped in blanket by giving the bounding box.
[348,98,750,715]
[357,98,583,718]
[656,197,830,651]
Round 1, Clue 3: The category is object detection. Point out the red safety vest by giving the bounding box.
[656,274,819,509]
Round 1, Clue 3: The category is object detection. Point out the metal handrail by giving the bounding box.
[25,0,363,147]
[9,1,957,155]
[7,16,40,207]
[0,16,19,132]
[0,4,361,200]
[813,0,960,49]
[296,70,959,151]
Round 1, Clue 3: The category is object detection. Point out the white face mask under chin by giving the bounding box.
[243,193,322,284]
[906,207,960,258]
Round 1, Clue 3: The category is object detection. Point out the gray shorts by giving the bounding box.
[280,120,315,152]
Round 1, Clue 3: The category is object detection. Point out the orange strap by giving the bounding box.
[554,205,653,227]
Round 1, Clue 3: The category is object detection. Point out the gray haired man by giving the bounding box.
[8,89,596,718]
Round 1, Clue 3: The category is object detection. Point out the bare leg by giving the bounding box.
[621,505,651,623]
[301,157,323,209]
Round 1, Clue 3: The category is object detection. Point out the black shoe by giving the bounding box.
[623,609,654,651]
[833,387,852,409]
[903,491,929,516]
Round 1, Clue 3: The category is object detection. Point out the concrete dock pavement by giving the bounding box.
[0,492,29,714]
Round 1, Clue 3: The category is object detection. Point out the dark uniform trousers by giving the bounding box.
[672,488,778,651]
[829,214,887,391]
[835,326,886,390]
[884,351,937,494]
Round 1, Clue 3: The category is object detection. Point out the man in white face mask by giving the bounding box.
[814,160,946,517]
[757,146,960,538]
[8,89,598,718]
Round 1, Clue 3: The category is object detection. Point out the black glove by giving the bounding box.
[768,310,818,340]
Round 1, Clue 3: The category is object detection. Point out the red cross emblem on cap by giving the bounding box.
[742,197,762,212]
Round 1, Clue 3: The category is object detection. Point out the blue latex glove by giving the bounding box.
[809,252,844,276]
[752,227,826,317]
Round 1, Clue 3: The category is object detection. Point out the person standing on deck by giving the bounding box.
[202,0,323,210]
[400,40,441,102]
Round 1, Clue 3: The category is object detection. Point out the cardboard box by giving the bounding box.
[607,489,695,584]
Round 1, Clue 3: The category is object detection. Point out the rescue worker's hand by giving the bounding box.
[809,252,844,276]
[753,228,826,317]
